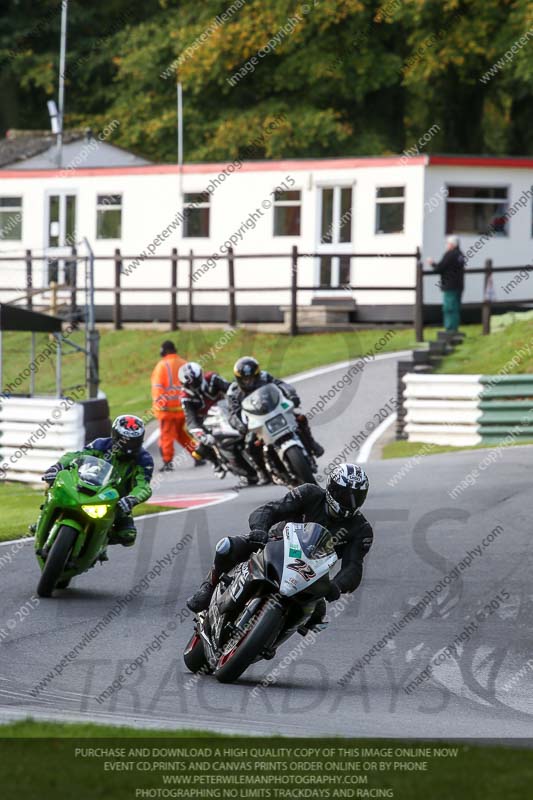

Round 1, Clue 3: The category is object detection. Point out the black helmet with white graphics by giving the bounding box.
[179,361,204,393]
[326,463,369,519]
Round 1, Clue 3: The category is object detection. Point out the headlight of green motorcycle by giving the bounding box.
[82,504,109,519]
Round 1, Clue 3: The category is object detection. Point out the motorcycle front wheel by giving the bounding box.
[37,525,78,598]
[214,600,285,684]
[183,631,209,673]
[284,444,316,485]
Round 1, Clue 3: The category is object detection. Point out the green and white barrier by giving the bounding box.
[0,397,85,483]
[403,374,533,446]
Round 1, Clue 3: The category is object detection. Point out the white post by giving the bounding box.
[30,332,36,395]
[177,81,183,199]
[57,0,69,168]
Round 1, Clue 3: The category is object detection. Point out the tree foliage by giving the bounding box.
[1,0,532,161]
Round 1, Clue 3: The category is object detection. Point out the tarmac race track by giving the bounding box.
[1,350,533,739]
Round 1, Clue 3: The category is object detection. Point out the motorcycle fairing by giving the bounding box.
[280,523,337,596]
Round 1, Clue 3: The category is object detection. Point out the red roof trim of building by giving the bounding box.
[0,153,531,178]
[0,155,427,179]
[428,155,533,169]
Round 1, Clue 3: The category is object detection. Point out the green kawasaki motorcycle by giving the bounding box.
[34,456,120,597]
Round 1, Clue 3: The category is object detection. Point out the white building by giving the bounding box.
[0,132,531,323]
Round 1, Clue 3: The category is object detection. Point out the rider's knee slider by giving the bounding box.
[216,537,232,556]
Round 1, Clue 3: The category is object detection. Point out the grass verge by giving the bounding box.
[436,318,533,375]
[382,437,533,461]
[0,719,216,737]
[2,326,428,418]
[0,483,173,544]
[0,721,532,800]
[381,440,463,459]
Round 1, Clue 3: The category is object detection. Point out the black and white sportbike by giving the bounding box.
[242,384,316,486]
[183,522,337,683]
[203,399,257,483]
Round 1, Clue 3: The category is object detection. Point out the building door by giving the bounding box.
[316,186,353,290]
[46,193,77,287]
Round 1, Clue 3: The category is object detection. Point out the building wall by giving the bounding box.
[1,156,530,318]
[0,158,425,314]
[423,165,533,305]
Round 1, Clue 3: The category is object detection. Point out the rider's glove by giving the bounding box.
[42,462,62,484]
[325,583,341,603]
[292,394,301,408]
[247,528,269,546]
[118,495,139,515]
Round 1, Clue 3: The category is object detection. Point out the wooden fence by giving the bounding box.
[1,248,532,337]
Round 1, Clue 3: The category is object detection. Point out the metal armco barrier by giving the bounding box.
[402,373,533,447]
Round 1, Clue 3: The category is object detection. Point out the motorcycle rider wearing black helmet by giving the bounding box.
[187,463,373,630]
[227,356,324,484]
[41,415,154,548]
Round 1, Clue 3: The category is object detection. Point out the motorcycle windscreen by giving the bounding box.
[297,523,335,560]
[242,384,282,416]
[76,456,113,488]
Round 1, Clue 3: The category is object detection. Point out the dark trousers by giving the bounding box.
[244,437,267,473]
[114,513,136,534]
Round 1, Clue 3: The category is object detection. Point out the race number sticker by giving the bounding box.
[287,559,316,582]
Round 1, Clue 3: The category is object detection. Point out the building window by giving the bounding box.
[96,194,122,239]
[274,190,301,236]
[375,186,405,234]
[183,192,210,237]
[446,186,508,236]
[0,196,22,240]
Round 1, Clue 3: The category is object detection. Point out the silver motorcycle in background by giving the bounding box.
[241,383,317,486]
[203,399,259,484]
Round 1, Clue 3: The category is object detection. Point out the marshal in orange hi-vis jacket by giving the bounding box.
[151,341,197,467]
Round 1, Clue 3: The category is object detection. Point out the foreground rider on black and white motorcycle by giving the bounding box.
[226,356,324,485]
[187,464,373,630]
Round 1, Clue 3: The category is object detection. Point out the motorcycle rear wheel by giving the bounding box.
[37,525,78,598]
[284,444,316,485]
[214,600,284,684]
